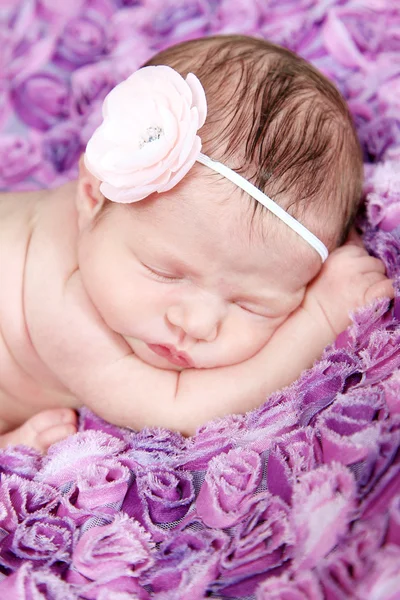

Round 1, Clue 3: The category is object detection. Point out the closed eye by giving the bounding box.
[142,263,182,283]
[235,302,273,318]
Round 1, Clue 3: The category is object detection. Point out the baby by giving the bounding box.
[0,35,393,451]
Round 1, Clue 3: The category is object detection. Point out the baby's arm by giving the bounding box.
[65,241,392,436]
[67,311,323,436]
[301,239,393,337]
[172,241,393,433]
[28,242,392,439]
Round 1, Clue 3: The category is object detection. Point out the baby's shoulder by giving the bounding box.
[0,190,37,239]
[0,191,39,301]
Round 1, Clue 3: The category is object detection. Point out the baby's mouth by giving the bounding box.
[147,344,193,368]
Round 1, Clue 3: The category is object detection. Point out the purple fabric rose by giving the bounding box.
[359,116,400,163]
[0,514,76,571]
[137,0,211,42]
[11,72,70,131]
[259,0,326,55]
[355,545,400,600]
[387,494,400,545]
[78,407,130,441]
[1,2,57,84]
[126,425,186,464]
[378,76,400,119]
[37,431,127,486]
[42,121,83,174]
[0,474,59,533]
[0,563,77,599]
[291,463,356,570]
[80,575,150,600]
[361,452,400,523]
[146,524,228,598]
[360,328,400,387]
[0,133,42,186]
[70,514,153,582]
[267,428,320,504]
[216,493,293,598]
[247,395,299,448]
[54,13,110,70]
[180,415,244,470]
[196,448,262,528]
[0,86,11,131]
[384,371,400,416]
[322,9,370,71]
[0,0,400,597]
[107,12,153,77]
[70,62,116,119]
[316,390,384,473]
[37,0,86,23]
[122,466,195,541]
[297,361,353,426]
[0,445,42,480]
[256,570,324,600]
[367,160,400,232]
[317,517,386,598]
[56,458,131,526]
[211,0,262,35]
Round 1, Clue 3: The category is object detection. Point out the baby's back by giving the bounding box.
[0,190,75,432]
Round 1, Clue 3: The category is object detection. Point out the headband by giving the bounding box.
[85,65,328,262]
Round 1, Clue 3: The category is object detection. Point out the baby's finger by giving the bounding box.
[358,256,387,275]
[37,423,77,452]
[344,227,364,247]
[364,278,394,305]
[28,408,78,432]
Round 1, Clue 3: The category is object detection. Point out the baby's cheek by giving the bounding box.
[229,315,286,362]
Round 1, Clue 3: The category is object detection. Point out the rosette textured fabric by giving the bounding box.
[0,1,400,599]
[84,65,207,203]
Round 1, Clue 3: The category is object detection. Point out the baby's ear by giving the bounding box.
[76,154,105,229]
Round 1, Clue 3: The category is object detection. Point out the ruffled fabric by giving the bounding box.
[84,66,207,203]
[0,1,399,598]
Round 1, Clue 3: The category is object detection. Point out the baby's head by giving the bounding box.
[76,35,363,371]
[144,35,363,249]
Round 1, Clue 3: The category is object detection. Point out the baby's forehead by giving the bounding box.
[125,168,321,284]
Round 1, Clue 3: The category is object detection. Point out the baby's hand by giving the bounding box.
[0,408,77,453]
[303,236,394,338]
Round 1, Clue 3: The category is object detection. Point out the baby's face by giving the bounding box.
[77,172,321,371]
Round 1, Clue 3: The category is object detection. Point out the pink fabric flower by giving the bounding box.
[84,65,207,203]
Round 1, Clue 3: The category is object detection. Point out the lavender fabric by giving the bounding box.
[0,1,399,598]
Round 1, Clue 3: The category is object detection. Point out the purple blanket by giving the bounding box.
[0,1,399,598]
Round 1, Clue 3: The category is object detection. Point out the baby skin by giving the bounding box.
[0,163,393,451]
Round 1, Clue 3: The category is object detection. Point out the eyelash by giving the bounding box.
[143,264,182,283]
[143,264,271,315]
[235,302,273,318]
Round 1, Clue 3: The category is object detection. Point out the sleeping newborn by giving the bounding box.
[0,35,393,450]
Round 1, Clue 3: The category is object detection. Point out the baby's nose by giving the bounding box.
[166,296,225,342]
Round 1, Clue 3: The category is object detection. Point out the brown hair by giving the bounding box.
[144,35,363,248]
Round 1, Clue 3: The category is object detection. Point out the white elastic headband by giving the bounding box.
[197,153,329,262]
